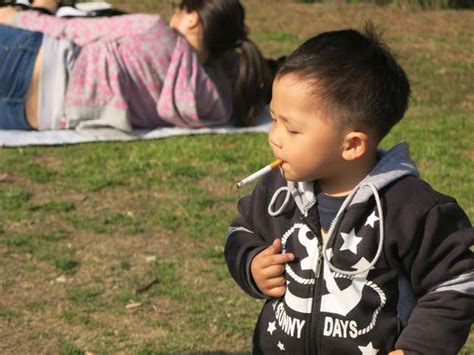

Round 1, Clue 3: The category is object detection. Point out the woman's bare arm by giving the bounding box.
[31,0,59,13]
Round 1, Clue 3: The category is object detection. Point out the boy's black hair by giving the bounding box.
[276,22,410,139]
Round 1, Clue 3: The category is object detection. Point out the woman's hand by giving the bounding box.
[0,6,19,25]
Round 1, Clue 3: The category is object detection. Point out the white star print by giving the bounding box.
[365,211,380,228]
[277,341,285,351]
[267,321,277,335]
[358,341,379,354]
[340,228,363,254]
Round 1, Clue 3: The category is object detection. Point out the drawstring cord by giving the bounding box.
[268,182,386,334]
[268,186,291,216]
[267,182,384,276]
[323,182,384,276]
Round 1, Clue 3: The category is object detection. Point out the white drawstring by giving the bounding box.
[323,182,384,276]
[268,186,292,216]
[268,182,384,276]
[266,180,390,335]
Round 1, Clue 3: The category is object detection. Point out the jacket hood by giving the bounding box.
[286,142,419,216]
[265,142,420,276]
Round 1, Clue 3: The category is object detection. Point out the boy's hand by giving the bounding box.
[251,239,294,298]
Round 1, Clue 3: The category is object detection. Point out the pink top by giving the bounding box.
[17,11,232,129]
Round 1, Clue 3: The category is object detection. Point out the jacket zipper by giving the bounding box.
[301,214,324,355]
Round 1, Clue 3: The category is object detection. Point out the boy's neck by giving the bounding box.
[319,151,378,197]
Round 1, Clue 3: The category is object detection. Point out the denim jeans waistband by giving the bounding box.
[0,24,43,130]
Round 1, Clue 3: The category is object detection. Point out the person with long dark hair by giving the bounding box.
[0,0,272,131]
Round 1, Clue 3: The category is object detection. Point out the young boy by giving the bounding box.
[225,23,473,354]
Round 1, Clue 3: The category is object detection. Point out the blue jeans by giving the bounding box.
[0,24,43,130]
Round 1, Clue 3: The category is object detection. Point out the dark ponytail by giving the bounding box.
[233,39,272,126]
[180,0,272,126]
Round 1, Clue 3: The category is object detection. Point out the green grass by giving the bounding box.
[0,1,472,353]
[59,342,85,355]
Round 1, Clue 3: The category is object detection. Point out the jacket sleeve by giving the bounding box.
[224,184,272,299]
[395,201,474,354]
[14,11,157,45]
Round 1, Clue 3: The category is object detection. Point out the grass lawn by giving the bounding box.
[0,1,472,353]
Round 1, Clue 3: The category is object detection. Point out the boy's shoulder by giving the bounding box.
[241,169,288,210]
[382,175,469,223]
[253,167,287,194]
[385,175,457,204]
[256,171,461,209]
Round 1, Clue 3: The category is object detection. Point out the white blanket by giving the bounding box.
[0,111,271,147]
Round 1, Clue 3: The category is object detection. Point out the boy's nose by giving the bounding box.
[268,128,282,150]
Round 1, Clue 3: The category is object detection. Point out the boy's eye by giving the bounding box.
[287,129,299,135]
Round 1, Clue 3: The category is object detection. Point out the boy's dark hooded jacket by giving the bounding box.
[225,143,474,354]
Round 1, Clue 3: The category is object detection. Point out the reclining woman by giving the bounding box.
[0,0,272,131]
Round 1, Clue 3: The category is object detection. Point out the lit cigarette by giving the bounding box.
[236,159,283,189]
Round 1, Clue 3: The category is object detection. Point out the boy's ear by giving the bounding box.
[341,131,369,161]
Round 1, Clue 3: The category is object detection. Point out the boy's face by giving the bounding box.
[269,74,348,183]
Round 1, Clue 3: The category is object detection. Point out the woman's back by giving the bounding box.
[15,11,233,130]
